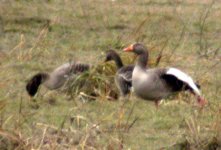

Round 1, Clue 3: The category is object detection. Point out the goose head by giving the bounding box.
[123,43,147,55]
[104,50,117,62]
[105,50,122,62]
[123,43,149,68]
[104,50,123,69]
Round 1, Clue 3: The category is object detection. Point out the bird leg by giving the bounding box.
[154,100,161,109]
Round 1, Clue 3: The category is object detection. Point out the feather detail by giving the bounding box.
[26,73,49,96]
[118,65,134,81]
[166,68,200,95]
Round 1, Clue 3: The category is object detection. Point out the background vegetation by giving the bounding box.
[0,0,220,149]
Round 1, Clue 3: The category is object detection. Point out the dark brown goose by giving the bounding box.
[105,50,134,97]
[26,62,90,97]
[123,43,207,107]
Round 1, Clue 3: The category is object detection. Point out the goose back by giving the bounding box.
[44,62,90,89]
[26,62,90,97]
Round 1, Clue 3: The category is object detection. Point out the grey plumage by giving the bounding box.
[124,43,206,106]
[105,50,134,97]
[26,62,90,97]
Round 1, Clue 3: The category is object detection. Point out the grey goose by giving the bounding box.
[26,62,90,97]
[105,50,134,97]
[123,43,207,107]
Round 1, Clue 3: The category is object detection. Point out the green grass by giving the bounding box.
[0,0,221,149]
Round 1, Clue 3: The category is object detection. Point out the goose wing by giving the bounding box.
[70,62,90,73]
[52,62,90,77]
[118,65,134,82]
[162,68,200,95]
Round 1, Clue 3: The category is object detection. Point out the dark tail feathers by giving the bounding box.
[26,73,47,97]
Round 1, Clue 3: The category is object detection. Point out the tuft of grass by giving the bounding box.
[65,62,118,101]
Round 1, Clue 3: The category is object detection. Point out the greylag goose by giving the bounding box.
[105,50,134,97]
[26,62,90,97]
[123,43,207,107]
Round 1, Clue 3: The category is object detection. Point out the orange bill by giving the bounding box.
[123,44,134,52]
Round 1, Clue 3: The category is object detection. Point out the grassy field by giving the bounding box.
[0,0,221,149]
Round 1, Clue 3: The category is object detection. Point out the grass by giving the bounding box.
[0,0,221,149]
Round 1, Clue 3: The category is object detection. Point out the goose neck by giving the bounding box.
[136,51,148,69]
[112,54,124,69]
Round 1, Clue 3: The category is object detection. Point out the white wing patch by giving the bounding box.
[119,73,132,82]
[166,68,201,95]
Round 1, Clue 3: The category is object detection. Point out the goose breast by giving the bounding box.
[132,67,171,100]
